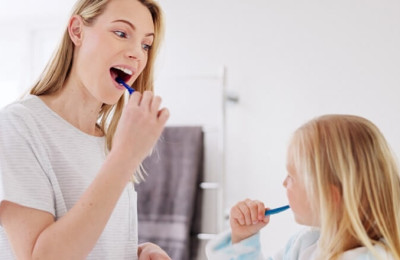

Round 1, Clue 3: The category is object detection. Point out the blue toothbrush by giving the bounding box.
[116,77,134,95]
[265,205,290,216]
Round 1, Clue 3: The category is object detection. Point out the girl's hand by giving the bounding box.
[111,91,169,169]
[230,199,270,243]
[138,242,171,260]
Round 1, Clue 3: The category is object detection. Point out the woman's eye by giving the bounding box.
[142,44,152,51]
[114,31,127,38]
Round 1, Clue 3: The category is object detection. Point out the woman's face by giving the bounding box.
[73,0,155,104]
[283,150,319,226]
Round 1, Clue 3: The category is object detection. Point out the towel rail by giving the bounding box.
[199,182,220,189]
[196,233,217,240]
[153,66,237,259]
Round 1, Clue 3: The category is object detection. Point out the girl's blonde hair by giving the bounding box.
[29,0,164,152]
[29,0,164,181]
[289,114,400,259]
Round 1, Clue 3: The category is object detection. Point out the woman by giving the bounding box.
[0,0,170,259]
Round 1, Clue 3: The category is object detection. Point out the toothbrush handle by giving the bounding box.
[265,205,290,216]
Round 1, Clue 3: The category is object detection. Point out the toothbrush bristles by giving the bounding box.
[116,77,134,95]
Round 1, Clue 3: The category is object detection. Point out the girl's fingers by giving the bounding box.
[232,199,269,226]
[231,206,245,225]
[245,199,259,224]
[255,201,266,221]
[238,202,252,225]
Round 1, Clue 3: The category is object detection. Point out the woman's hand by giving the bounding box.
[111,91,169,169]
[230,199,270,244]
[138,242,171,260]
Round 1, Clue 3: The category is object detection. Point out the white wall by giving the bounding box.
[160,0,400,254]
[1,0,400,256]
[0,0,73,107]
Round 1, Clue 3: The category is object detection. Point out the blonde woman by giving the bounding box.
[0,0,170,259]
[206,115,400,259]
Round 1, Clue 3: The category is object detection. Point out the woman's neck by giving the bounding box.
[39,84,104,137]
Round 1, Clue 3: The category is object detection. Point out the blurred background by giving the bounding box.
[1,0,400,258]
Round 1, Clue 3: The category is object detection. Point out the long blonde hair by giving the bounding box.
[29,0,164,153]
[289,114,400,259]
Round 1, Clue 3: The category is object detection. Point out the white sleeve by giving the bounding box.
[0,106,55,218]
[205,227,321,260]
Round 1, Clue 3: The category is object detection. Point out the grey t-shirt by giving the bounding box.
[0,95,138,259]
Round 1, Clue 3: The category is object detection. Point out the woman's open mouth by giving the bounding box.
[110,66,133,84]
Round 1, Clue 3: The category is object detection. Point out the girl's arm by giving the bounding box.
[230,199,270,243]
[206,199,271,260]
[205,229,267,260]
[0,91,169,260]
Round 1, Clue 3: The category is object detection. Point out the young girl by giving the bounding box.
[206,114,400,259]
[0,0,171,259]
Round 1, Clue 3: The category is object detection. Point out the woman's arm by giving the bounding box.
[1,146,134,260]
[0,91,169,260]
[138,242,171,260]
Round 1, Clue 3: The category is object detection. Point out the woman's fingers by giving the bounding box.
[140,91,153,109]
[127,91,153,108]
[151,95,162,114]
[157,108,169,123]
[128,91,166,119]
[130,91,142,107]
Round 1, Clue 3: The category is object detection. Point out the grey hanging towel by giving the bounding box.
[135,126,204,260]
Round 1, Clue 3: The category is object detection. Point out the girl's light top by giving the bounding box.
[206,228,394,259]
[0,95,139,259]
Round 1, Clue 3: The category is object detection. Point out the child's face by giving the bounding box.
[73,0,155,104]
[283,160,319,226]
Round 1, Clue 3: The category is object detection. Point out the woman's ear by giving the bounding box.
[68,15,84,46]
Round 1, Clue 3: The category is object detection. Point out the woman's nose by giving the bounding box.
[127,42,144,61]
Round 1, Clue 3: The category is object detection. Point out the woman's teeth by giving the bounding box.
[113,66,133,76]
